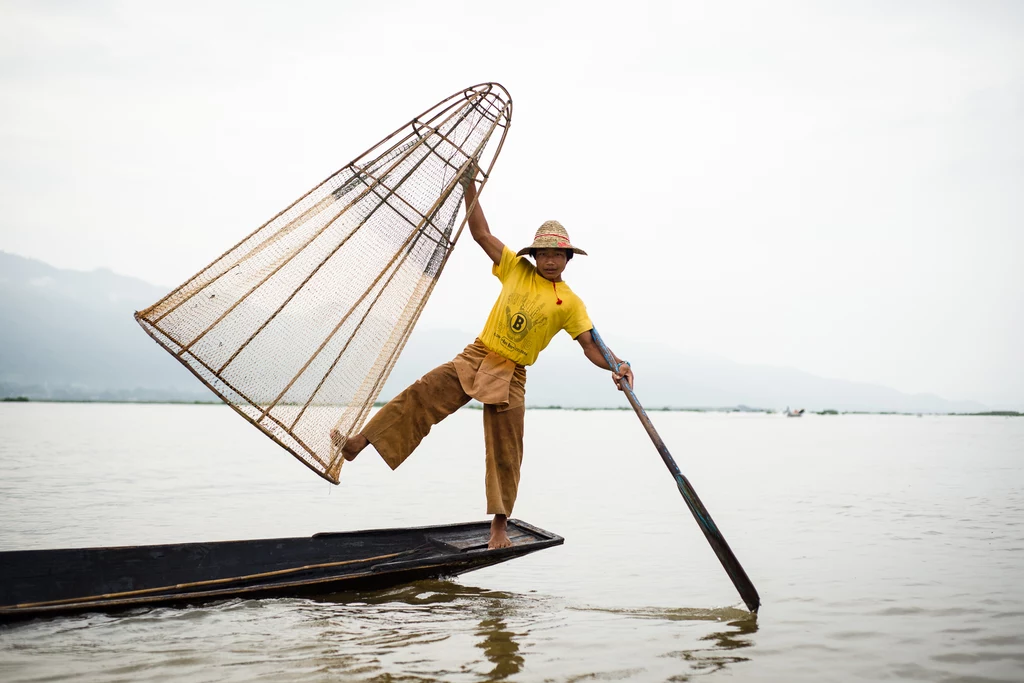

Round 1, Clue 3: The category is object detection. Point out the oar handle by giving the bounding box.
[589,327,761,613]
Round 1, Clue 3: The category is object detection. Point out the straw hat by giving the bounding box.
[516,220,588,257]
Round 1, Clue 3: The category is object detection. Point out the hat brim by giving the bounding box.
[517,244,588,257]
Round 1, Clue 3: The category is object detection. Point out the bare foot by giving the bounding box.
[488,515,513,550]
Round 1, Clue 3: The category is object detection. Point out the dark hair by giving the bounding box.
[529,248,573,261]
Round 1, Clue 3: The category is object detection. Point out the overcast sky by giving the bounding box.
[1,1,1021,409]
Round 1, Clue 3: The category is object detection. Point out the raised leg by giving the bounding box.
[361,361,470,469]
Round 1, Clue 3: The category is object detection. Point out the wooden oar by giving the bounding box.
[590,327,761,613]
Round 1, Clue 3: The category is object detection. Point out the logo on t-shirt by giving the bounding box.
[506,307,532,341]
[502,292,549,344]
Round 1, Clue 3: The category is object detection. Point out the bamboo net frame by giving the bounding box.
[136,83,513,483]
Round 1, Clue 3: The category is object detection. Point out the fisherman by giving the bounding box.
[333,172,634,549]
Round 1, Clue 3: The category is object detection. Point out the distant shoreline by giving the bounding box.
[1,397,1019,417]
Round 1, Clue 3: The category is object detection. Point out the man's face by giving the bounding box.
[535,248,568,282]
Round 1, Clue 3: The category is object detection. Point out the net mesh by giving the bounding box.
[135,83,512,483]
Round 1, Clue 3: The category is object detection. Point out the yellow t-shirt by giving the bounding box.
[479,246,593,366]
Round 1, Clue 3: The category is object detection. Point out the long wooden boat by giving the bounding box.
[0,519,562,622]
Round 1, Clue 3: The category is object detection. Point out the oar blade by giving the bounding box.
[674,474,760,613]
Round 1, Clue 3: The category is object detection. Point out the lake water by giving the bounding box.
[0,403,1022,682]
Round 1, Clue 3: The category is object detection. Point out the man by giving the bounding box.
[334,173,634,549]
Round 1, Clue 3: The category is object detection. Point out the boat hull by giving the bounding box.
[0,519,562,622]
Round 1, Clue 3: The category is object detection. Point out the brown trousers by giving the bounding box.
[362,341,527,516]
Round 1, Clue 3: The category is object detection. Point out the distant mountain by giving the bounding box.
[0,252,988,413]
[0,251,207,401]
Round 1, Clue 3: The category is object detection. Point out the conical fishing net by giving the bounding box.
[136,83,513,483]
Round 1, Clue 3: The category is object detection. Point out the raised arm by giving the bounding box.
[462,175,504,266]
[576,329,635,391]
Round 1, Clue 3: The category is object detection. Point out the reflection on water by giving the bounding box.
[576,605,758,679]
[476,613,524,680]
[319,581,530,679]
[703,611,758,651]
[314,582,758,682]
[329,579,517,606]
[305,585,761,679]
[687,615,759,678]
[0,587,759,683]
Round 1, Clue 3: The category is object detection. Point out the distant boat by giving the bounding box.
[784,407,805,417]
[0,520,562,622]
